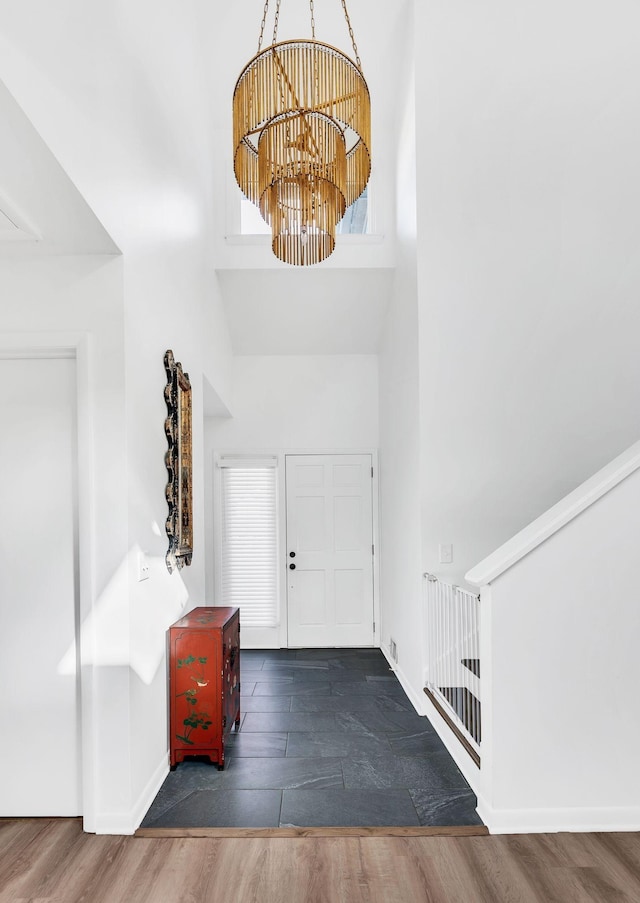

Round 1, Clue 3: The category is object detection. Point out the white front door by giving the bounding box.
[286,454,374,647]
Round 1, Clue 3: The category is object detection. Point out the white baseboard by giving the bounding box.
[131,751,170,833]
[380,643,425,714]
[420,690,481,798]
[477,795,640,834]
[93,752,169,835]
[93,813,140,836]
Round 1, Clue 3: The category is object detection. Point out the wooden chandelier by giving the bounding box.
[233,3,370,266]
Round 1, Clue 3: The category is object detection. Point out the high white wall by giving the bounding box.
[0,253,231,835]
[0,2,234,832]
[377,7,424,702]
[208,355,379,450]
[476,460,640,831]
[0,258,126,593]
[123,249,232,831]
[416,0,640,587]
[205,354,379,616]
[0,255,128,827]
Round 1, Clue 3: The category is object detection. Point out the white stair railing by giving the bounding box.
[423,573,481,762]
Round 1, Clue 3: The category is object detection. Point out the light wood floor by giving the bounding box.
[1,818,639,902]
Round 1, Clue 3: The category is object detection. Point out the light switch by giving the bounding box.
[438,543,453,564]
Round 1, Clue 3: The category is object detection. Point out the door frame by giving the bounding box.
[285,452,377,648]
[0,331,96,830]
[212,448,380,649]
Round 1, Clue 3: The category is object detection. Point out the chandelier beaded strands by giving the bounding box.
[233,0,371,266]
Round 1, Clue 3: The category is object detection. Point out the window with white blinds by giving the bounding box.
[219,462,279,628]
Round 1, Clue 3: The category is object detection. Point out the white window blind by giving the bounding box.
[220,463,278,628]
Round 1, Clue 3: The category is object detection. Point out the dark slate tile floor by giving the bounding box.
[141,648,484,829]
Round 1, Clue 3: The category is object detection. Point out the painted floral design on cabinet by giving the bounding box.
[174,654,212,745]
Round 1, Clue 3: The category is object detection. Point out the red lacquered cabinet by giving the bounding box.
[168,606,240,769]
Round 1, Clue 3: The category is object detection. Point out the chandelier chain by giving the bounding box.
[340,0,361,69]
[309,0,316,39]
[257,0,270,52]
[272,0,282,44]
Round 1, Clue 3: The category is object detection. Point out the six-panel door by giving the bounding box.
[286,454,374,647]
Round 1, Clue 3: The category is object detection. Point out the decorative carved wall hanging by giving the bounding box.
[164,350,193,573]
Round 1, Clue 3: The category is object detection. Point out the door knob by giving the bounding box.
[289,563,296,570]
[289,551,296,558]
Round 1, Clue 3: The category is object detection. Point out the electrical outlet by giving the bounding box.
[389,638,398,663]
[438,543,453,564]
[138,550,150,582]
